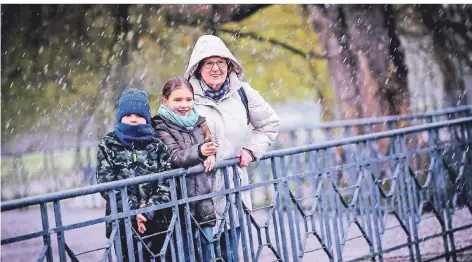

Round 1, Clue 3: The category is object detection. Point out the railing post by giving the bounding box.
[223,166,239,262]
[365,145,383,262]
[169,176,185,262]
[272,157,290,262]
[108,190,123,262]
[344,126,357,187]
[53,200,67,262]
[321,186,332,261]
[400,135,422,262]
[397,135,417,262]
[407,119,420,173]
[288,130,305,257]
[312,149,334,261]
[232,166,249,262]
[290,130,303,201]
[355,142,375,262]
[179,173,195,262]
[430,126,457,262]
[119,188,135,262]
[463,121,472,205]
[391,135,407,226]
[280,155,299,261]
[396,130,414,252]
[324,148,343,262]
[40,202,53,262]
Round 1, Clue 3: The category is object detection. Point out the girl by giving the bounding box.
[151,76,217,261]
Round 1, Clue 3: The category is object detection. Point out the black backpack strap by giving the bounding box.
[237,87,250,125]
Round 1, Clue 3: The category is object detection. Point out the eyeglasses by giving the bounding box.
[203,60,228,69]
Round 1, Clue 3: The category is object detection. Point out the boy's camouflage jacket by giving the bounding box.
[96,132,172,237]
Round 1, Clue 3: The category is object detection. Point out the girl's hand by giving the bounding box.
[136,203,147,234]
[200,142,218,157]
[204,155,216,172]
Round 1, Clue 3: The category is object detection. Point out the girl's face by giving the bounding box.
[162,86,194,116]
[121,114,147,125]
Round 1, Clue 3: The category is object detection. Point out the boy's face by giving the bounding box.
[121,114,147,125]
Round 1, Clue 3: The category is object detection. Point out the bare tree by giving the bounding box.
[304,4,410,122]
[304,5,363,121]
[419,4,471,107]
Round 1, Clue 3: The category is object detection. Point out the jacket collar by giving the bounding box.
[191,72,242,104]
[103,132,158,149]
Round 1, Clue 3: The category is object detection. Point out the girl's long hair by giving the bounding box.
[162,76,194,98]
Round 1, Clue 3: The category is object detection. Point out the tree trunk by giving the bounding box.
[304,4,362,121]
[384,4,409,116]
[343,4,410,117]
[420,4,470,108]
[305,4,413,176]
[305,4,410,120]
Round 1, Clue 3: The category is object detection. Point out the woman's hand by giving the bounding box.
[136,203,147,234]
[237,148,254,168]
[204,155,216,172]
[200,142,218,157]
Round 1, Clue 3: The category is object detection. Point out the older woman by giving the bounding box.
[184,34,280,260]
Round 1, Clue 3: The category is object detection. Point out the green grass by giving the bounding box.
[1,148,97,186]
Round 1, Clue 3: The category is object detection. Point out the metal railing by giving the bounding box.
[274,104,472,148]
[2,105,471,202]
[2,116,472,261]
[249,105,472,204]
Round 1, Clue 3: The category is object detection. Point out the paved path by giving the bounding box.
[2,202,472,261]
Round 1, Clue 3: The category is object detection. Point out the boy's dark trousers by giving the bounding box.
[114,219,170,262]
[114,220,139,262]
[219,227,241,262]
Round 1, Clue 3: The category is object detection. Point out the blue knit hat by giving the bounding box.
[116,88,151,124]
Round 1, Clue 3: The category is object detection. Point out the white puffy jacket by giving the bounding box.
[184,35,280,230]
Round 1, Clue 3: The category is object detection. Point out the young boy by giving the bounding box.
[96,88,172,261]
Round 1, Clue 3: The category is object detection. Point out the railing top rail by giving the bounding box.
[2,116,471,212]
[264,116,471,158]
[279,104,472,131]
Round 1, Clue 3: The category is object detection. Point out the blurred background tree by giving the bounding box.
[2,4,471,153]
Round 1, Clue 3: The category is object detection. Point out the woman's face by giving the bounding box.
[199,56,228,91]
[121,114,147,125]
[162,87,194,117]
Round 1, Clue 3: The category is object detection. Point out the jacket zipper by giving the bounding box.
[132,148,137,163]
[132,147,138,176]
[131,147,141,205]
